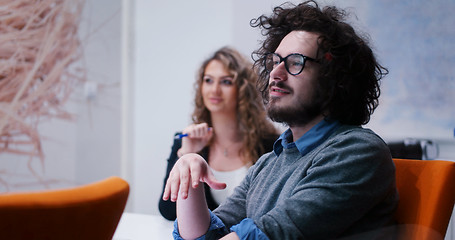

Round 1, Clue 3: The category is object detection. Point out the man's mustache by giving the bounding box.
[269,81,292,93]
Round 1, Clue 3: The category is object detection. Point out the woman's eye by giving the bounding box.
[221,79,233,85]
[203,77,213,83]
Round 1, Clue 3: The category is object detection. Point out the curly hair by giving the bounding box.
[250,0,388,125]
[192,46,278,163]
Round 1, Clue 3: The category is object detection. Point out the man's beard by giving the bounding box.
[266,90,321,127]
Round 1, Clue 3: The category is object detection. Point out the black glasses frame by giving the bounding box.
[264,53,318,76]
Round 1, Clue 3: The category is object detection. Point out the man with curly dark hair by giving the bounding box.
[163,1,399,239]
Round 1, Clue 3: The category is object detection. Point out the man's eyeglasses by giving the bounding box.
[264,53,318,76]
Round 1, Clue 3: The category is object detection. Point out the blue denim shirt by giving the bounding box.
[273,118,340,157]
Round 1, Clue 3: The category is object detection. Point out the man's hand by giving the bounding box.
[162,153,226,202]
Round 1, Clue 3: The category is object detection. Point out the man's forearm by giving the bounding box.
[177,183,211,239]
[221,232,240,240]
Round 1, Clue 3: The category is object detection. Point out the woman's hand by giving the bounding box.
[162,153,226,202]
[178,123,213,157]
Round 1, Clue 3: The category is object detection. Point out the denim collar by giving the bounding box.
[273,119,341,157]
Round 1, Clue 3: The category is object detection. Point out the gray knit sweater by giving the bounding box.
[213,125,398,239]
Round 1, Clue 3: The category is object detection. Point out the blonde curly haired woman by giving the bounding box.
[159,46,278,220]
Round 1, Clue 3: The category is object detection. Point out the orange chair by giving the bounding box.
[0,176,129,240]
[393,158,455,240]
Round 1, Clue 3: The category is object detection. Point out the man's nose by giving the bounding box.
[269,62,287,82]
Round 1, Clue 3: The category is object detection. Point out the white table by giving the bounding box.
[113,212,174,240]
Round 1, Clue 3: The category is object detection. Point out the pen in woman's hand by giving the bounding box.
[174,127,212,139]
[175,133,189,139]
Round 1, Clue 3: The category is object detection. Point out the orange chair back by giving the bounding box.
[0,176,129,240]
[393,158,455,240]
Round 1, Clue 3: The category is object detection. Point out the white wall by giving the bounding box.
[132,0,233,215]
[75,0,123,185]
